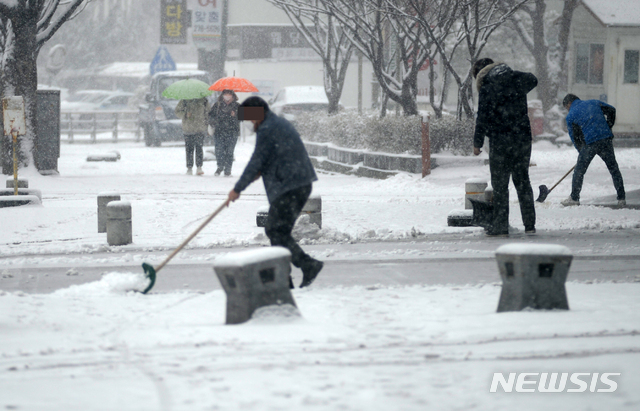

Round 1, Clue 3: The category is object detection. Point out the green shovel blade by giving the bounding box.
[141,263,157,294]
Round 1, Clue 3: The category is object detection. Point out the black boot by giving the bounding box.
[300,260,323,288]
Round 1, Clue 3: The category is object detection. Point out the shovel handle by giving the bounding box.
[548,165,576,192]
[154,199,230,273]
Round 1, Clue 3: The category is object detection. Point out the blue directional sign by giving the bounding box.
[150,46,176,76]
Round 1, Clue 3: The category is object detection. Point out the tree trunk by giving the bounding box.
[6,15,39,169]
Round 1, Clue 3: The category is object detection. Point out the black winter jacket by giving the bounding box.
[473,63,538,150]
[234,111,317,203]
[209,101,240,137]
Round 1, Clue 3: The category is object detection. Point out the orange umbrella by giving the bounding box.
[209,76,258,93]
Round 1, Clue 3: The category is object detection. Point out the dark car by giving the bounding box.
[139,70,210,146]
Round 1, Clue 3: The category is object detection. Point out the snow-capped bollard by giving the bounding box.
[301,194,322,228]
[98,193,121,233]
[256,195,323,228]
[484,185,493,204]
[256,205,269,227]
[213,247,298,325]
[447,209,473,227]
[106,201,132,246]
[6,178,28,189]
[495,243,572,312]
[465,178,488,209]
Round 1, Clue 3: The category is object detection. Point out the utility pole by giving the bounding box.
[358,51,363,114]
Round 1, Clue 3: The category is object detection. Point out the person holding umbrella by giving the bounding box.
[163,78,212,175]
[208,90,240,176]
[226,96,323,288]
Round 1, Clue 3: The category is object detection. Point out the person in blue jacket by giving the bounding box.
[561,94,625,207]
[226,96,323,288]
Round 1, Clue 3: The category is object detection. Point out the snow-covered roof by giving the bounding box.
[582,0,640,26]
[98,62,200,79]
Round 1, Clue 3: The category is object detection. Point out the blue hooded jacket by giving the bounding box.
[565,99,615,149]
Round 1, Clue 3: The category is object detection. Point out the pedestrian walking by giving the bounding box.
[175,97,210,175]
[472,58,538,236]
[209,90,240,176]
[560,94,625,207]
[226,96,323,288]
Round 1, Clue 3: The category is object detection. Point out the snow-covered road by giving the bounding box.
[1,135,639,410]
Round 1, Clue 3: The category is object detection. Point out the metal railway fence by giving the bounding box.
[60,111,141,143]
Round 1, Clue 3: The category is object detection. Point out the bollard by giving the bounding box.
[213,247,297,325]
[256,195,322,228]
[98,192,121,233]
[484,185,493,204]
[465,178,488,209]
[301,194,322,228]
[495,243,572,312]
[106,201,132,246]
[6,178,28,189]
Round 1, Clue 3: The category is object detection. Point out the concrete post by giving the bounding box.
[301,194,322,228]
[106,201,132,246]
[98,193,121,233]
[256,195,323,228]
[465,178,488,209]
[484,185,493,204]
[495,243,572,312]
[213,247,298,325]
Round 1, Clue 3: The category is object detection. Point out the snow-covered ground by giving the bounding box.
[1,132,639,410]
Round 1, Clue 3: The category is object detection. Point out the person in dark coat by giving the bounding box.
[472,58,538,236]
[561,94,625,207]
[226,96,323,288]
[209,90,240,176]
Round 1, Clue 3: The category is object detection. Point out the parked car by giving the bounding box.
[61,90,134,112]
[138,70,210,147]
[269,86,340,120]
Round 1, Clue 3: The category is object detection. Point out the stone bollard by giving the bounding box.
[106,201,132,246]
[495,243,572,312]
[301,194,322,228]
[256,195,323,228]
[465,178,488,209]
[213,247,297,325]
[484,185,493,204]
[98,193,121,233]
[6,178,28,189]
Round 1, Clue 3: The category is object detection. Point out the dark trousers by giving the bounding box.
[571,137,625,201]
[215,134,238,174]
[265,185,315,269]
[185,133,204,168]
[489,143,536,233]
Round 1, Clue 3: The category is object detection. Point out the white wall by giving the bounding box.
[226,59,374,109]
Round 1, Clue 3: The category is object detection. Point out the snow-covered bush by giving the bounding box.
[428,116,475,156]
[294,110,421,154]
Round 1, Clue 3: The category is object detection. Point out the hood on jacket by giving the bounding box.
[475,62,509,93]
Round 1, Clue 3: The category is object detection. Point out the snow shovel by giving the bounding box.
[536,165,576,203]
[140,199,230,294]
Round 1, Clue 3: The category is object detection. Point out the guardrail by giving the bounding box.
[61,110,141,143]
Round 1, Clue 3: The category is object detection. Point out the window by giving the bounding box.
[624,50,639,84]
[575,43,604,84]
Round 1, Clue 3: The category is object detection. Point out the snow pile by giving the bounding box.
[249,303,303,324]
[53,271,150,296]
[1,283,639,409]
